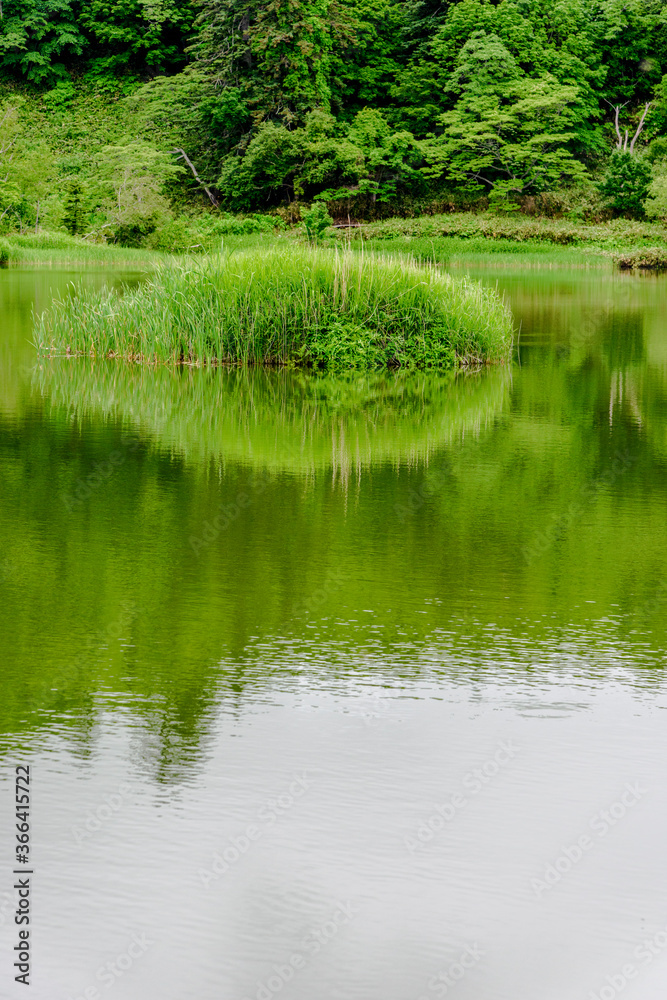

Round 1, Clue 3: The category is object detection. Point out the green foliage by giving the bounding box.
[0,0,85,83]
[328,0,403,114]
[217,108,421,210]
[62,179,90,235]
[35,248,514,368]
[303,202,333,241]
[40,80,75,111]
[1,0,667,216]
[599,151,652,216]
[192,0,355,125]
[143,211,281,251]
[79,0,194,78]
[96,141,184,244]
[0,0,194,84]
[423,33,588,208]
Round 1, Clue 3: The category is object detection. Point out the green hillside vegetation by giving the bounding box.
[0,0,666,255]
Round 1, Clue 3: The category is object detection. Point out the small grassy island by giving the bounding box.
[34,248,514,370]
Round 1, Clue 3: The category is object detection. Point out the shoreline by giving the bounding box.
[2,213,666,271]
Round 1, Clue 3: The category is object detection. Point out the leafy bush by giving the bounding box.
[599,152,652,217]
[303,202,333,242]
[615,247,667,270]
[144,217,203,253]
[211,214,280,235]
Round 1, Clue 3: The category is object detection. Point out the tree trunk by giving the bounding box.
[171,149,219,207]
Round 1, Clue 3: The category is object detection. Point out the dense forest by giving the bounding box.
[1,0,667,239]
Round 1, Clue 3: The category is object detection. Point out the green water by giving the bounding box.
[1,267,667,1000]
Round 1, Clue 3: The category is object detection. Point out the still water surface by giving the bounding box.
[1,266,667,1000]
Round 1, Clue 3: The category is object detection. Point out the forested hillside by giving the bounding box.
[1,0,667,239]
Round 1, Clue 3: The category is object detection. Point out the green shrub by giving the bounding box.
[615,247,667,269]
[599,152,652,217]
[145,217,204,253]
[35,247,514,369]
[303,202,333,242]
[210,214,281,236]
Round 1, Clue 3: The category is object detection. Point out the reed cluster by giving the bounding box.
[34,247,514,369]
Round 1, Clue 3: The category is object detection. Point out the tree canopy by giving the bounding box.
[0,0,667,215]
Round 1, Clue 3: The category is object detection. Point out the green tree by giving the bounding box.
[13,141,56,230]
[217,111,362,207]
[78,0,195,79]
[597,0,665,106]
[192,0,356,125]
[98,141,184,243]
[61,178,90,235]
[0,0,84,83]
[344,107,421,202]
[216,107,421,210]
[599,151,652,216]
[423,33,587,207]
[394,0,606,149]
[328,0,404,115]
[130,70,251,201]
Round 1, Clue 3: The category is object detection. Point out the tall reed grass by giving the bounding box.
[34,246,514,369]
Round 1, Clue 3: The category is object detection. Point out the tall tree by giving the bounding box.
[192,0,356,124]
[423,32,587,206]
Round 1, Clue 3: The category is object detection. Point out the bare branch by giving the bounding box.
[629,102,652,153]
[171,148,219,207]
[603,100,629,149]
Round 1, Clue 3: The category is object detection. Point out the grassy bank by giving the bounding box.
[349,236,609,270]
[346,213,667,248]
[6,214,667,272]
[340,213,667,270]
[0,232,164,267]
[34,247,514,370]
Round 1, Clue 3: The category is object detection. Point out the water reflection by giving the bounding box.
[33,362,510,473]
[0,268,667,767]
[2,268,667,1000]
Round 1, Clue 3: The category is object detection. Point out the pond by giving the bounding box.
[1,265,666,1000]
